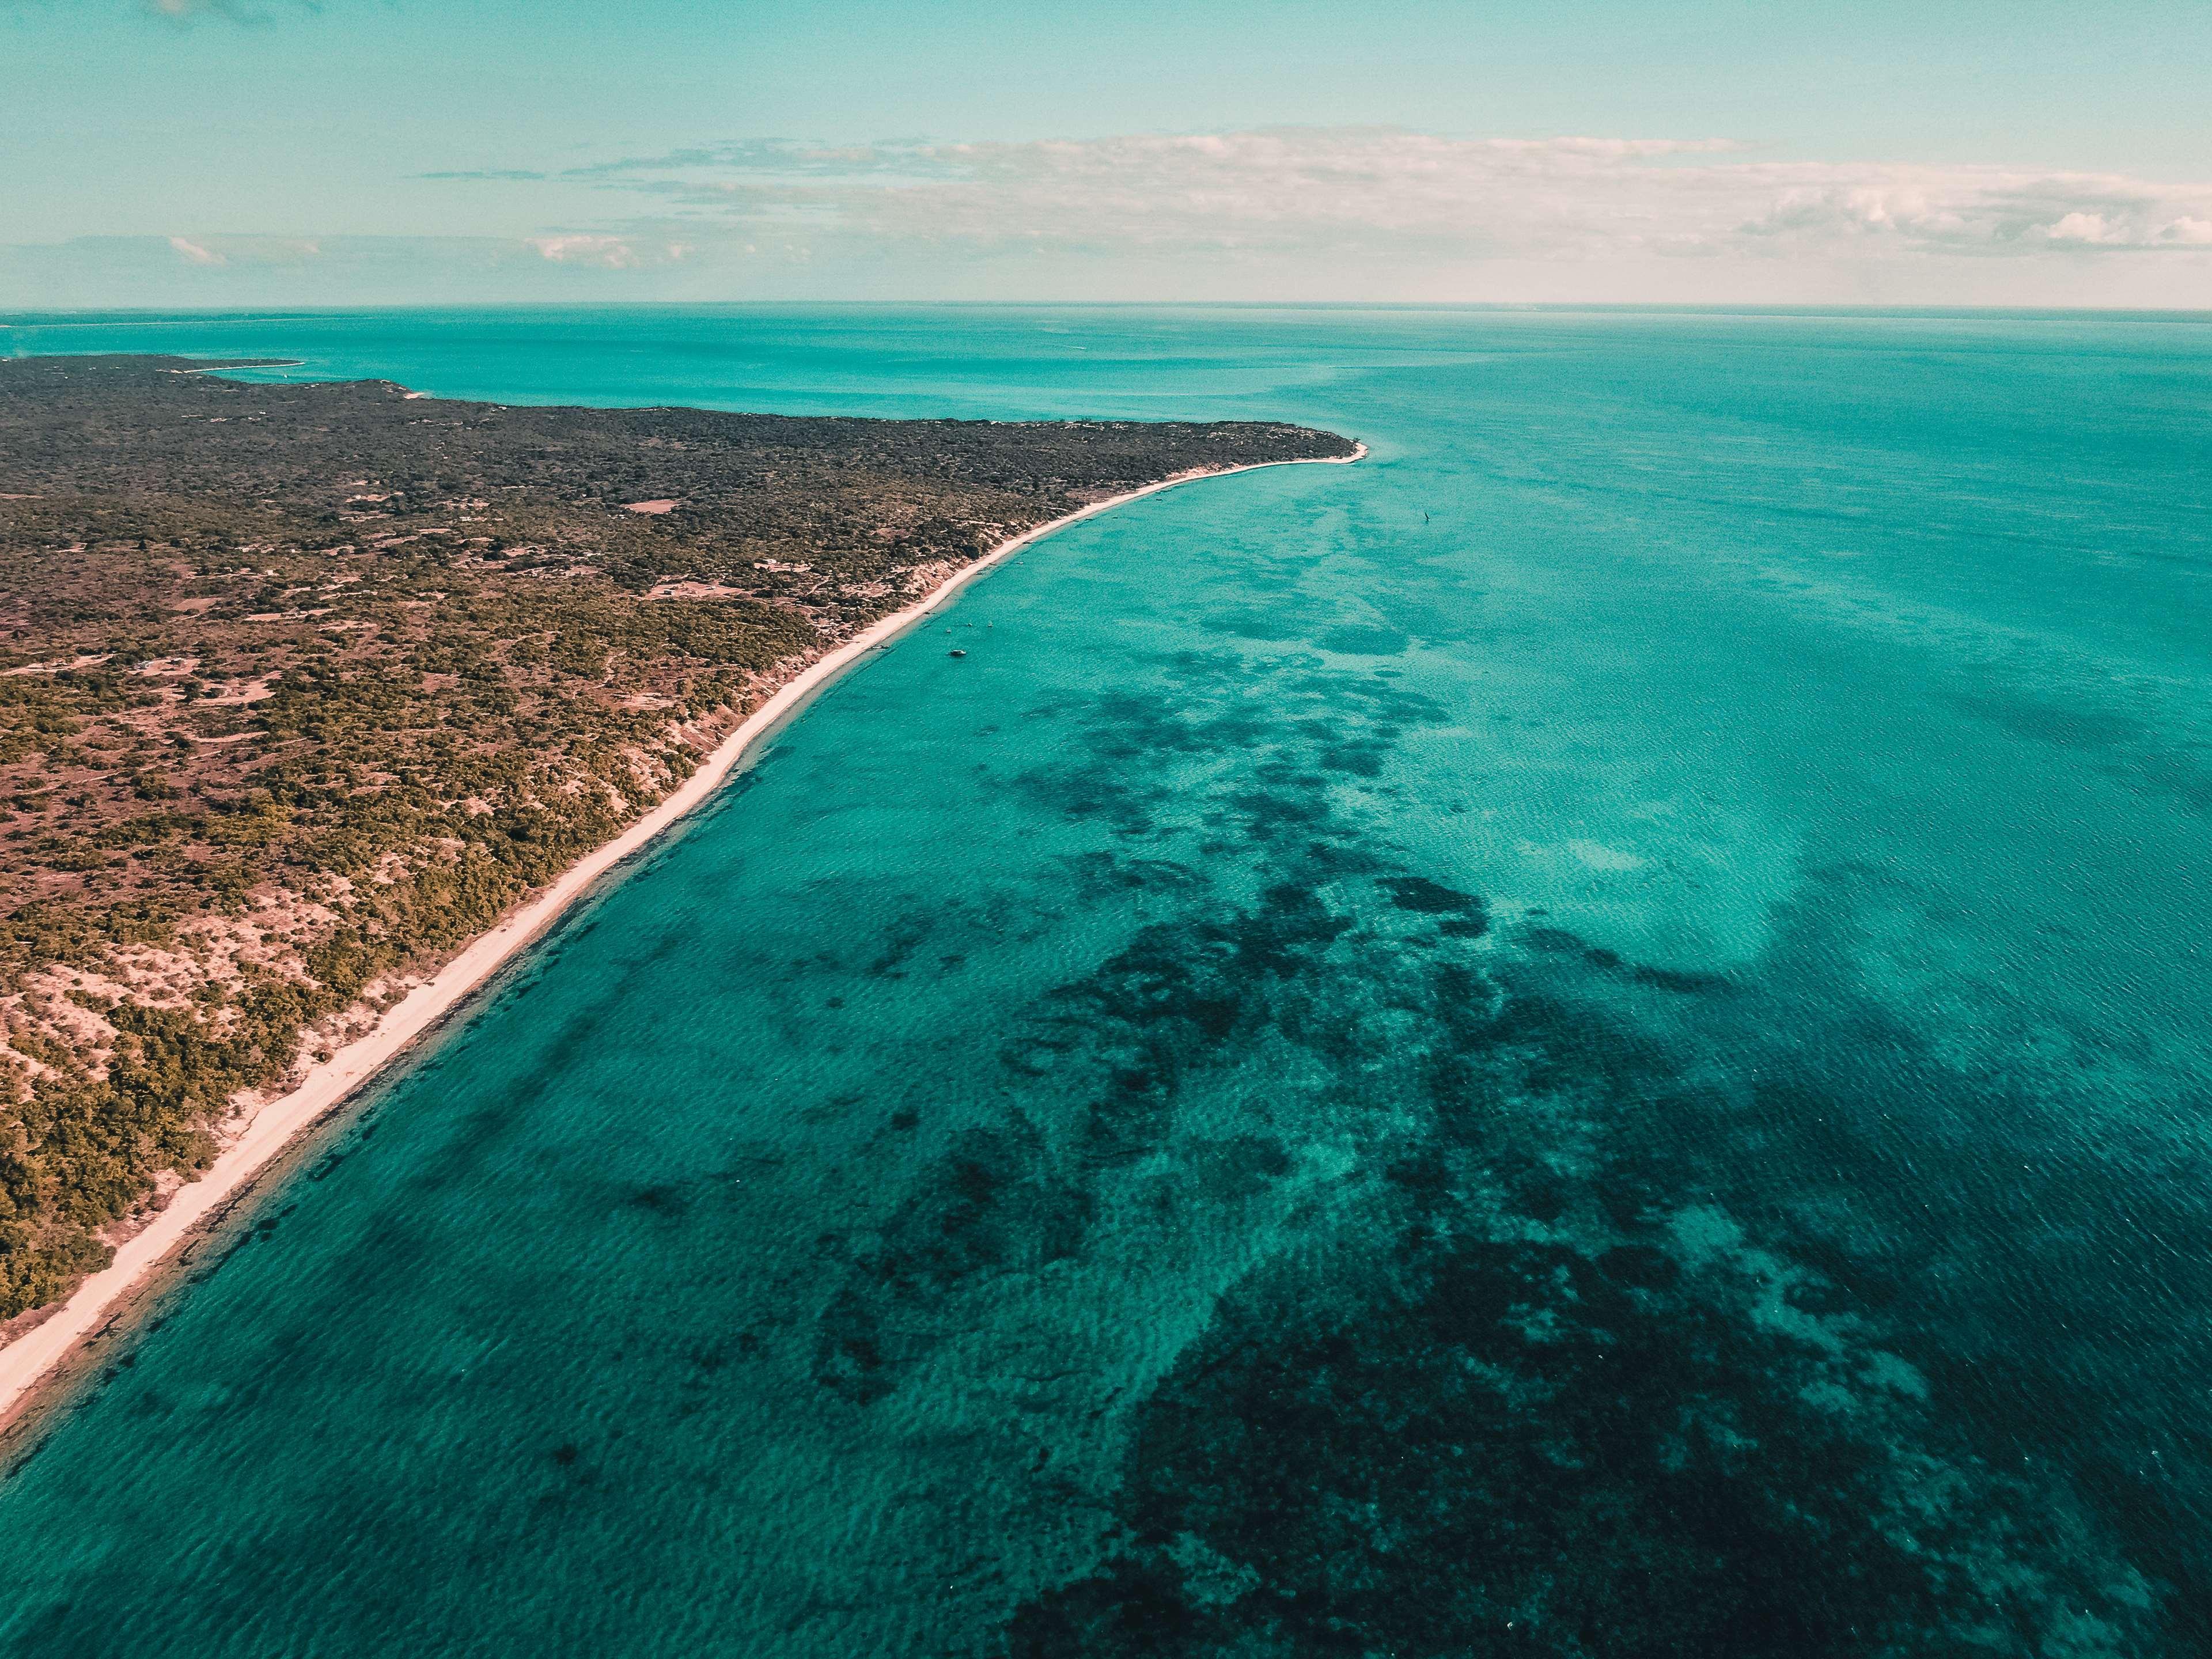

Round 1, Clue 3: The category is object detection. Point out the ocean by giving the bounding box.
[2,305,2208,1654]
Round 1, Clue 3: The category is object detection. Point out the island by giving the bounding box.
[0,353,1358,1375]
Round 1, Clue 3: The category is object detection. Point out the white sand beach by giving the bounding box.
[0,444,1363,1430]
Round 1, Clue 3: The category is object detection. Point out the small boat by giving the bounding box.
[948,649,967,658]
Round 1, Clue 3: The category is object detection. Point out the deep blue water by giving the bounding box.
[2,306,2210,1654]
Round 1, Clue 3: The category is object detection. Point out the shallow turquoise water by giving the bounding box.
[3,307,2210,1654]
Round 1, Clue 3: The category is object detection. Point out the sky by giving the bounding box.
[2,0,2210,308]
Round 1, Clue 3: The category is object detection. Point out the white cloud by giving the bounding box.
[139,0,308,21]
[541,127,2212,268]
[524,233,692,270]
[22,128,2212,306]
[2037,211,2120,245]
[163,234,330,266]
[144,0,259,19]
[0,233,706,309]
[528,233,642,268]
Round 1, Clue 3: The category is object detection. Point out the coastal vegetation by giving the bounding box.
[0,354,1353,1320]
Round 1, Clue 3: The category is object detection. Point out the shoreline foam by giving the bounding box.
[0,442,1364,1434]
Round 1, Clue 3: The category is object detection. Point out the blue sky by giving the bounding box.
[4,0,2210,306]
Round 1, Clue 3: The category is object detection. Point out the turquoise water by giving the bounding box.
[3,306,2210,1654]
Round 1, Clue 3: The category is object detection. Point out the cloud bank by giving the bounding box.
[11,127,2212,306]
[139,0,312,20]
[562,128,2212,266]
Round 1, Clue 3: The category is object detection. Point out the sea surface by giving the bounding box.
[3,306,2210,1656]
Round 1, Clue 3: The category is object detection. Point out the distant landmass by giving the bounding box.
[0,354,1354,1324]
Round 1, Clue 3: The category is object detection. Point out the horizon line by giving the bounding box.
[8,301,2212,323]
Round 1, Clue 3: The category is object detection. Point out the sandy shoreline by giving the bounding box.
[0,441,1363,1434]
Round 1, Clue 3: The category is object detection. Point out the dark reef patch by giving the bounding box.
[814,637,2191,1652]
[1628,961,1732,994]
[1520,923,1732,996]
[1317,623,1409,656]
[985,913,2172,1650]
[1009,1243,2022,1657]
[812,1115,1093,1404]
[1385,874,1485,917]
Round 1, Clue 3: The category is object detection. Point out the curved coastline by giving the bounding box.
[0,440,1365,1437]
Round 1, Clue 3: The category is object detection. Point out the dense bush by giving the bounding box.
[0,354,1353,1317]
